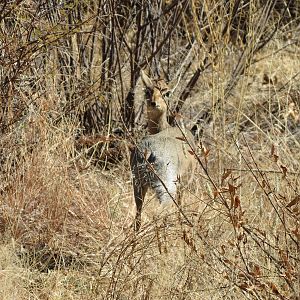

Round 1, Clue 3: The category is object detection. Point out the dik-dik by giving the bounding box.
[130,71,197,231]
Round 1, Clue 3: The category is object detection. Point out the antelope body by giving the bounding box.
[130,71,196,230]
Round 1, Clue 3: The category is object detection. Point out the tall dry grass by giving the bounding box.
[0,0,300,299]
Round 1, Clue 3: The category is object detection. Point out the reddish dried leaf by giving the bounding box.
[253,264,261,277]
[268,282,280,295]
[286,195,300,208]
[202,146,210,157]
[187,149,195,156]
[228,183,236,195]
[176,136,186,142]
[281,165,288,178]
[228,240,235,246]
[213,190,219,199]
[270,144,275,156]
[220,245,226,255]
[239,283,250,291]
[232,175,240,182]
[237,233,244,241]
[284,269,293,281]
[279,250,289,266]
[223,259,232,265]
[232,215,239,228]
[234,196,241,209]
[292,207,299,215]
[221,169,232,185]
[291,227,300,240]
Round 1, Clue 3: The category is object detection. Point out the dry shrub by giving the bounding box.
[0,0,300,299]
[0,112,113,271]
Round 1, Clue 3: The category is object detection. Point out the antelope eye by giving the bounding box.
[163,90,171,98]
[145,88,152,97]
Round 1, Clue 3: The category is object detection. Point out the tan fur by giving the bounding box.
[131,71,197,231]
[141,70,170,134]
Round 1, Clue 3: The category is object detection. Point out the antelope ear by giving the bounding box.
[140,70,153,89]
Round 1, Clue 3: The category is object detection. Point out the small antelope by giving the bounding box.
[130,71,197,231]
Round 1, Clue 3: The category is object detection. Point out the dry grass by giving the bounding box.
[1,55,299,298]
[1,1,300,299]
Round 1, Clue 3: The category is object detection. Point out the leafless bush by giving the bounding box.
[0,0,300,299]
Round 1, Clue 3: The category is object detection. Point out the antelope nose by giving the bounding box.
[150,101,156,107]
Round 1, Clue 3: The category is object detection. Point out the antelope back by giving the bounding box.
[130,127,196,203]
